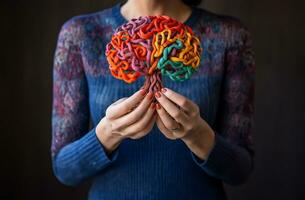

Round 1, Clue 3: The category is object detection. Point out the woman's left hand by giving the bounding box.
[154,87,216,160]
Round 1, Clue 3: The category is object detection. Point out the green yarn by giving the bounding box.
[157,39,197,81]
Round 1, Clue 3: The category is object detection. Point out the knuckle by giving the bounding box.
[111,121,118,130]
[180,99,188,108]
[193,105,200,114]
[105,108,113,119]
[167,122,177,130]
[141,126,150,134]
[184,124,193,132]
[113,121,127,131]
[133,124,143,133]
[172,131,181,138]
[190,109,199,118]
[172,131,185,139]
[126,131,136,138]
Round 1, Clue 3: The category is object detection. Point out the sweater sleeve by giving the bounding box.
[51,17,119,187]
[189,21,255,186]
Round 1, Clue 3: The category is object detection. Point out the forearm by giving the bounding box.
[52,127,120,186]
[182,127,253,186]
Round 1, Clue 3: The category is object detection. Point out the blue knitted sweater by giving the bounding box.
[51,2,255,200]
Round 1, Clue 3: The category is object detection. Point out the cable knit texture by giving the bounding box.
[51,2,255,199]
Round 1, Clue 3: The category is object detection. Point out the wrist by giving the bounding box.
[96,117,124,155]
[182,123,216,160]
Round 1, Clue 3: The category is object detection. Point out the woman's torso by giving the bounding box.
[70,2,243,199]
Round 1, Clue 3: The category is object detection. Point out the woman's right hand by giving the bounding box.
[95,88,156,155]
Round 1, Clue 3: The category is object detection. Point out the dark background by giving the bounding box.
[1,0,305,199]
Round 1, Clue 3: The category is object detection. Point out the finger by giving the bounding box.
[120,102,156,136]
[112,97,128,106]
[160,87,196,114]
[156,114,176,140]
[154,91,189,124]
[106,88,147,119]
[155,103,183,132]
[129,109,157,139]
[112,92,154,130]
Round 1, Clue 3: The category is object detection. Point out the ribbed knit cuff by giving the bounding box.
[190,132,236,174]
[78,127,120,170]
[52,127,121,186]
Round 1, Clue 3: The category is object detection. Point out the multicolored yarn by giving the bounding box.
[105,15,202,93]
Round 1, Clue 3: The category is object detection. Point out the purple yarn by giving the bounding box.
[114,16,153,74]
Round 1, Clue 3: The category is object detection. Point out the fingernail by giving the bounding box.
[156,103,161,109]
[147,92,154,100]
[161,88,167,93]
[150,102,155,109]
[155,91,161,98]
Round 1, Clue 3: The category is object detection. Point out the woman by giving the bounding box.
[51,0,256,199]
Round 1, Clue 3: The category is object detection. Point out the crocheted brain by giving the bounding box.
[105,15,202,93]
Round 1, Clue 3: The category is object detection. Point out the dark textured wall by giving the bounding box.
[1,0,305,199]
